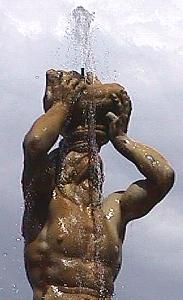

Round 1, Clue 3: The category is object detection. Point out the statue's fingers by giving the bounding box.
[72,83,87,102]
[61,71,72,84]
[46,69,60,86]
[46,69,56,80]
[75,82,87,95]
[106,112,118,122]
[111,93,121,104]
[78,81,87,89]
[111,93,124,115]
[56,70,63,84]
[118,113,129,132]
[86,72,101,85]
[43,86,54,112]
[69,78,80,89]
[45,86,53,100]
[69,70,82,80]
[63,70,81,85]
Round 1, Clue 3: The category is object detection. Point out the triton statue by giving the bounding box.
[22,69,174,300]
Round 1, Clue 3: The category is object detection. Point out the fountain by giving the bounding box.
[65,6,96,73]
[21,6,174,300]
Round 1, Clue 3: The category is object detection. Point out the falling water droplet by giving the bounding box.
[113,69,118,81]
[106,208,114,220]
[16,237,21,242]
[12,283,20,294]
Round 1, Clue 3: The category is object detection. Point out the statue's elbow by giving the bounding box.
[167,167,175,190]
[161,166,175,195]
[23,133,44,159]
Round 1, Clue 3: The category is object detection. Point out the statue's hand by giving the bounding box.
[43,69,85,112]
[106,111,128,140]
[106,94,131,141]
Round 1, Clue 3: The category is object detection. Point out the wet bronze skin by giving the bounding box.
[22,70,174,300]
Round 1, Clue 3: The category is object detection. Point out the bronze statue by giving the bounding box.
[22,69,174,300]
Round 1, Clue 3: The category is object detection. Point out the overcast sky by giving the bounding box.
[0,0,183,299]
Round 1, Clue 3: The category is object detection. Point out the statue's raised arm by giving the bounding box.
[22,70,85,238]
[106,94,175,222]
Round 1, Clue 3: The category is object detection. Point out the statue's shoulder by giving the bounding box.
[103,191,124,211]
[104,191,125,202]
[103,191,127,213]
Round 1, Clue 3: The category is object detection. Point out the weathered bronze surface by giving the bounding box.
[22,69,174,300]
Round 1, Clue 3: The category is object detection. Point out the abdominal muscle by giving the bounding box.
[34,286,112,300]
[24,193,118,300]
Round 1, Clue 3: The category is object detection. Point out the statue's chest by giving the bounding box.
[47,196,119,263]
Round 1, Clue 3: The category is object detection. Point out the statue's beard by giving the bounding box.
[62,125,109,152]
[55,148,104,206]
[58,150,104,182]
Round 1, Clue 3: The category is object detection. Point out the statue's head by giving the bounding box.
[43,69,132,150]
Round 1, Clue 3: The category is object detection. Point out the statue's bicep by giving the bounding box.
[22,155,55,202]
[121,180,162,222]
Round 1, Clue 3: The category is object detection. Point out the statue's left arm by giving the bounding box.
[107,113,175,222]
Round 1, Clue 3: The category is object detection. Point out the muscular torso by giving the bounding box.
[23,180,126,300]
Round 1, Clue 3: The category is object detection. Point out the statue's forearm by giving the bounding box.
[112,134,174,190]
[23,103,68,157]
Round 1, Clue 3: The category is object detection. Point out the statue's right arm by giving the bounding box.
[23,101,69,159]
[22,71,84,201]
[22,102,69,201]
